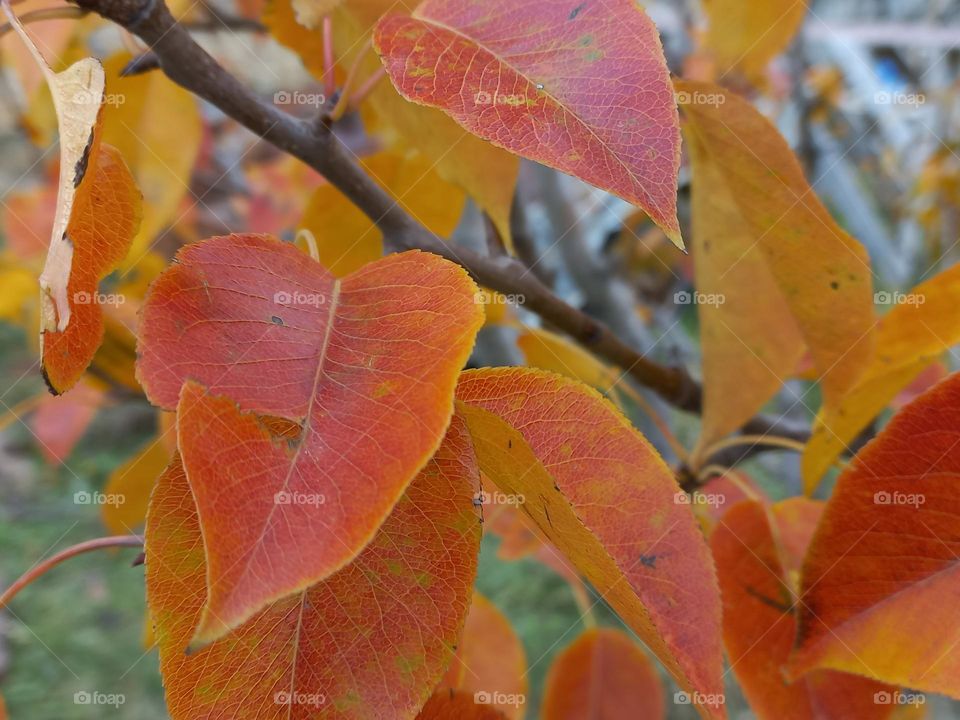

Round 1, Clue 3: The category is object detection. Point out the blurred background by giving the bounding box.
[1,0,960,717]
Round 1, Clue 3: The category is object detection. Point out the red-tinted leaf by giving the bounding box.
[137,235,482,645]
[789,372,960,698]
[373,0,682,246]
[542,627,665,720]
[440,593,527,719]
[713,499,894,719]
[455,368,724,719]
[146,415,482,720]
[417,690,507,720]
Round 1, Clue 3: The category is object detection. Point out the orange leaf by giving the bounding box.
[455,368,724,719]
[704,0,808,81]
[789,372,960,699]
[146,416,482,720]
[30,379,103,463]
[542,627,665,720]
[441,593,527,719]
[137,234,482,646]
[712,499,895,719]
[417,690,507,720]
[373,0,682,247]
[678,80,874,451]
[40,142,142,393]
[101,430,171,535]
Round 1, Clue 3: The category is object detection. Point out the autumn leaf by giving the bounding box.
[542,627,665,720]
[417,691,507,720]
[301,150,465,276]
[703,0,809,80]
[802,263,960,493]
[30,379,103,463]
[147,415,482,720]
[329,0,518,249]
[712,498,895,719]
[3,3,143,393]
[290,0,339,29]
[374,0,682,247]
[789,371,960,698]
[441,593,527,720]
[678,80,874,454]
[455,368,724,719]
[137,234,483,646]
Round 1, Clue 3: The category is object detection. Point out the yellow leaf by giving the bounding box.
[300,149,465,276]
[0,256,36,323]
[802,264,960,493]
[678,80,875,458]
[518,327,621,395]
[291,0,341,29]
[101,53,202,261]
[704,0,808,80]
[101,435,171,535]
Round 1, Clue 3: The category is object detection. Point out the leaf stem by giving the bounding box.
[348,66,385,111]
[328,37,371,122]
[322,15,335,99]
[0,535,143,610]
[0,6,87,38]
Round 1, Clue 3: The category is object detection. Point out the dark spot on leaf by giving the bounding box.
[830,281,839,290]
[271,315,284,326]
[507,439,513,449]
[568,2,586,20]
[639,554,657,568]
[73,130,95,187]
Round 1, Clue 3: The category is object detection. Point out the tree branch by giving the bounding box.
[69,0,810,463]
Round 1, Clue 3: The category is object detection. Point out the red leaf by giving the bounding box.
[789,372,960,698]
[137,234,483,645]
[456,368,724,718]
[712,499,895,719]
[146,415,482,720]
[373,0,682,246]
[542,627,665,720]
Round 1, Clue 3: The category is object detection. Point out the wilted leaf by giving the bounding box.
[441,593,527,719]
[417,691,507,720]
[712,498,894,719]
[542,627,665,720]
[301,150,465,276]
[147,416,482,720]
[802,264,960,492]
[678,80,874,452]
[330,0,518,249]
[790,372,960,698]
[455,368,724,718]
[704,0,808,80]
[374,0,682,246]
[137,234,482,646]
[101,53,202,259]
